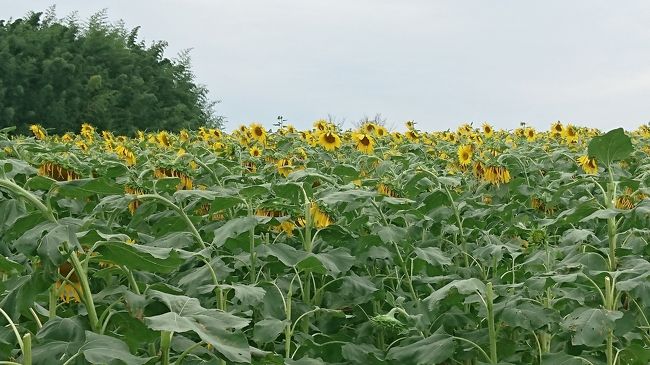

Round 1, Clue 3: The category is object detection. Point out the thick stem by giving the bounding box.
[0,178,56,222]
[486,283,498,364]
[22,333,31,365]
[68,251,99,332]
[160,331,173,365]
[285,283,294,358]
[249,207,256,284]
[605,276,615,365]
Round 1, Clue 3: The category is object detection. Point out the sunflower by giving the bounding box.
[309,202,332,229]
[156,131,171,147]
[405,120,416,130]
[550,121,563,136]
[80,123,95,141]
[250,123,267,144]
[405,130,419,142]
[457,123,473,136]
[482,123,494,137]
[180,130,190,142]
[458,145,473,166]
[562,124,578,143]
[274,220,295,237]
[249,146,263,158]
[525,127,536,142]
[615,187,635,210]
[314,119,329,131]
[57,262,82,303]
[154,168,193,190]
[115,145,137,166]
[318,131,342,151]
[362,123,377,135]
[125,186,144,215]
[39,162,81,181]
[276,158,293,177]
[61,133,74,143]
[75,141,89,153]
[29,124,46,140]
[483,165,511,186]
[377,183,398,197]
[353,133,374,154]
[102,131,114,142]
[375,126,388,138]
[577,155,598,174]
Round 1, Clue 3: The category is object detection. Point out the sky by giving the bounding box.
[4,1,650,131]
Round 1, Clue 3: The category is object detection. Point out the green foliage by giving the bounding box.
[0,7,221,135]
[2,123,650,364]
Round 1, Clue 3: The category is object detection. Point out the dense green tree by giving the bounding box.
[0,8,222,135]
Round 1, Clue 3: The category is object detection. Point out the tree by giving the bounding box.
[0,7,223,135]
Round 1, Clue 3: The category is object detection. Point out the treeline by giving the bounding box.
[0,7,222,135]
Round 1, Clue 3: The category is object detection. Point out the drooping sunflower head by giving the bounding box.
[80,123,95,141]
[483,165,512,186]
[156,131,171,147]
[577,155,598,174]
[179,129,190,142]
[309,202,333,229]
[276,158,293,177]
[29,124,47,140]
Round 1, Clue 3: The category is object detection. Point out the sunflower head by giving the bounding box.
[319,131,341,151]
[551,121,564,135]
[577,155,598,174]
[250,123,267,143]
[249,146,263,158]
[30,124,47,140]
[276,158,293,177]
[482,123,493,137]
[458,144,473,166]
[353,133,375,154]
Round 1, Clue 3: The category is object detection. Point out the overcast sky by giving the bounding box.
[5,1,650,131]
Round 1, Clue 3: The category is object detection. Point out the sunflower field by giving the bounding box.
[1,120,650,365]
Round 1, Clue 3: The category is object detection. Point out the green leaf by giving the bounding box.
[253,318,285,345]
[145,290,251,362]
[386,334,455,364]
[414,247,452,266]
[80,331,152,364]
[425,278,486,310]
[96,241,188,273]
[587,128,633,166]
[212,216,258,247]
[561,307,623,347]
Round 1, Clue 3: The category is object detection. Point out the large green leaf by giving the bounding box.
[561,307,623,347]
[79,331,152,364]
[587,128,633,166]
[386,334,455,364]
[96,241,189,273]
